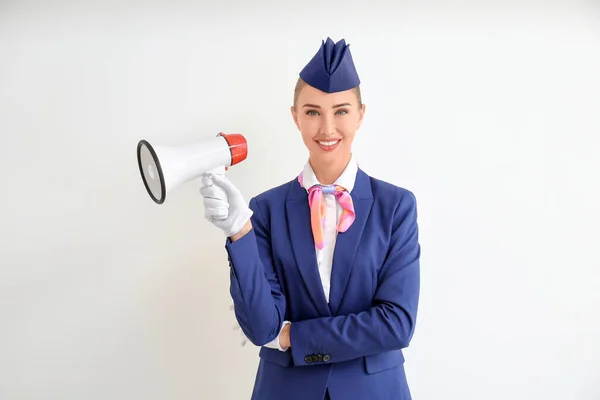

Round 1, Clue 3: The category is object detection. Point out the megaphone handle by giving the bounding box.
[202,165,229,221]
[203,165,226,187]
[206,165,226,176]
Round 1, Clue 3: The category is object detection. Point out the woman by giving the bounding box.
[201,37,420,400]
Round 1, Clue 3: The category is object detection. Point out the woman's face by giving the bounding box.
[291,84,365,167]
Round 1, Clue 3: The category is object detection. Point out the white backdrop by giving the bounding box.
[1,1,599,399]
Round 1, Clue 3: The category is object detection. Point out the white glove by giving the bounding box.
[200,172,253,238]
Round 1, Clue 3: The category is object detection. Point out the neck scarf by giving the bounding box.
[298,174,355,249]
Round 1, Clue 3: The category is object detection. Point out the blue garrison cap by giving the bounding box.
[299,37,360,93]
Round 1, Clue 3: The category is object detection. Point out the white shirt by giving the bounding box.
[265,155,358,351]
[299,155,359,302]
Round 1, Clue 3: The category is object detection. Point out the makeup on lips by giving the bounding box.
[316,139,342,152]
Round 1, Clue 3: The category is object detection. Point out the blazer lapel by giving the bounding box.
[328,169,374,315]
[285,180,331,317]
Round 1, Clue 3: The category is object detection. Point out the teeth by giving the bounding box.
[319,140,339,146]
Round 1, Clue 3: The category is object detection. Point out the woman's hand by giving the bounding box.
[279,323,291,350]
[200,173,253,238]
[229,219,253,242]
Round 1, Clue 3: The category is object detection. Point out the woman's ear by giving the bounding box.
[290,105,300,130]
[357,103,366,130]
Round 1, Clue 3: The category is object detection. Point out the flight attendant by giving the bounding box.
[201,37,421,400]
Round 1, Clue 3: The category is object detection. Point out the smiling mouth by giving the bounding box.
[316,139,341,146]
[315,139,342,151]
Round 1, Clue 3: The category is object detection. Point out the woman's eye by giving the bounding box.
[305,109,348,116]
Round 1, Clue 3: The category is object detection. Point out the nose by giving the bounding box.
[319,114,335,136]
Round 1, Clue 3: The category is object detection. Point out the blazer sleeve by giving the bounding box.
[225,196,287,347]
[288,190,420,366]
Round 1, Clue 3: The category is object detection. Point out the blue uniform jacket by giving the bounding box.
[225,168,420,400]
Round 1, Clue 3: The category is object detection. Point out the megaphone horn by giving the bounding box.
[136,132,248,204]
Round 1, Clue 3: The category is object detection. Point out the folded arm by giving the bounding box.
[288,191,420,366]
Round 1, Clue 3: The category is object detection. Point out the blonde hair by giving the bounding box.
[293,77,362,107]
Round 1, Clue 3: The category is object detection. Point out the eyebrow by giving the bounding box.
[302,103,351,108]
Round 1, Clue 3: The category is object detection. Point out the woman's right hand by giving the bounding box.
[200,172,253,238]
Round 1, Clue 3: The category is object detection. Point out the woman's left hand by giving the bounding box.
[230,304,291,350]
[279,323,291,350]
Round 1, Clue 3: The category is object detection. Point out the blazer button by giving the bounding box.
[317,354,323,362]
[304,356,312,364]
[323,354,331,362]
[311,355,319,362]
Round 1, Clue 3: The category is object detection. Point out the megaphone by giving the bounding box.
[136,132,248,204]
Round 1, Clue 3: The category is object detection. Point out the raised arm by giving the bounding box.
[226,197,287,346]
[201,174,286,346]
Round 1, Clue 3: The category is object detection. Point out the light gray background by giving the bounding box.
[1,1,599,399]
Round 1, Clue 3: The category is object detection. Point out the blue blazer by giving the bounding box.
[225,168,420,400]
